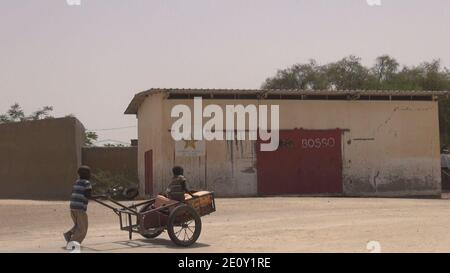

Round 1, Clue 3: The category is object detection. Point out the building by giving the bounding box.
[0,117,85,199]
[125,88,449,197]
[0,116,139,200]
[82,146,138,179]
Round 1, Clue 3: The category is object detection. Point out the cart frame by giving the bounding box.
[92,192,216,241]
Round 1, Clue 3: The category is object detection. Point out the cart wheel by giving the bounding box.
[123,187,139,200]
[141,228,164,239]
[167,204,202,247]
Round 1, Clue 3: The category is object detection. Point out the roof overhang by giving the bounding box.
[124,88,450,115]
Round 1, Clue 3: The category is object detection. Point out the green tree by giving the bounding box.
[103,143,125,147]
[6,103,25,122]
[261,55,450,146]
[420,60,449,91]
[0,114,9,123]
[325,55,372,90]
[30,106,54,121]
[85,131,98,147]
[0,103,54,123]
[262,60,328,90]
[371,55,399,86]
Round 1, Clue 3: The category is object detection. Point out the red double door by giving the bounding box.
[257,129,343,195]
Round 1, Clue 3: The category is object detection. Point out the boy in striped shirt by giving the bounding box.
[64,166,92,244]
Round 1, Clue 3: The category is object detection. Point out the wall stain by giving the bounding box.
[373,171,380,192]
[372,106,433,135]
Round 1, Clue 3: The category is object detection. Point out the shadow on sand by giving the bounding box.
[74,238,210,252]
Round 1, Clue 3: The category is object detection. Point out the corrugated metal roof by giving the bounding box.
[124,88,450,114]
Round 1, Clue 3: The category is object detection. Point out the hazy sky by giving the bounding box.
[1,0,449,144]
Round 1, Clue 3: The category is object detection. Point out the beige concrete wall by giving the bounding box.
[0,117,85,199]
[137,92,165,194]
[137,96,441,197]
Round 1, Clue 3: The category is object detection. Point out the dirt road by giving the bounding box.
[1,197,450,253]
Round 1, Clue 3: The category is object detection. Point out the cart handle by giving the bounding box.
[91,194,109,200]
[91,195,140,215]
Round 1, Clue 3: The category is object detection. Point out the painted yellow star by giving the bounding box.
[184,140,197,149]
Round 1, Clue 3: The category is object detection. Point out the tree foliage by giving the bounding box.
[262,55,450,146]
[262,55,450,91]
[85,131,98,147]
[0,103,54,123]
[103,143,125,147]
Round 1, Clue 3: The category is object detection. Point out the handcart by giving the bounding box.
[92,190,216,247]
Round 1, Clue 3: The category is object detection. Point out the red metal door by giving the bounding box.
[296,129,343,194]
[257,130,300,195]
[257,129,342,195]
[144,150,153,196]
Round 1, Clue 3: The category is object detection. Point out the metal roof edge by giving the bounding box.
[124,88,450,115]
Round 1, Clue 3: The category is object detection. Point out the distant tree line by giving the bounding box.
[262,55,450,146]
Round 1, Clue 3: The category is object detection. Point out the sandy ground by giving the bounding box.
[1,197,450,253]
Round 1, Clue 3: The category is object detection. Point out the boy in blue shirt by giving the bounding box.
[64,166,92,244]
